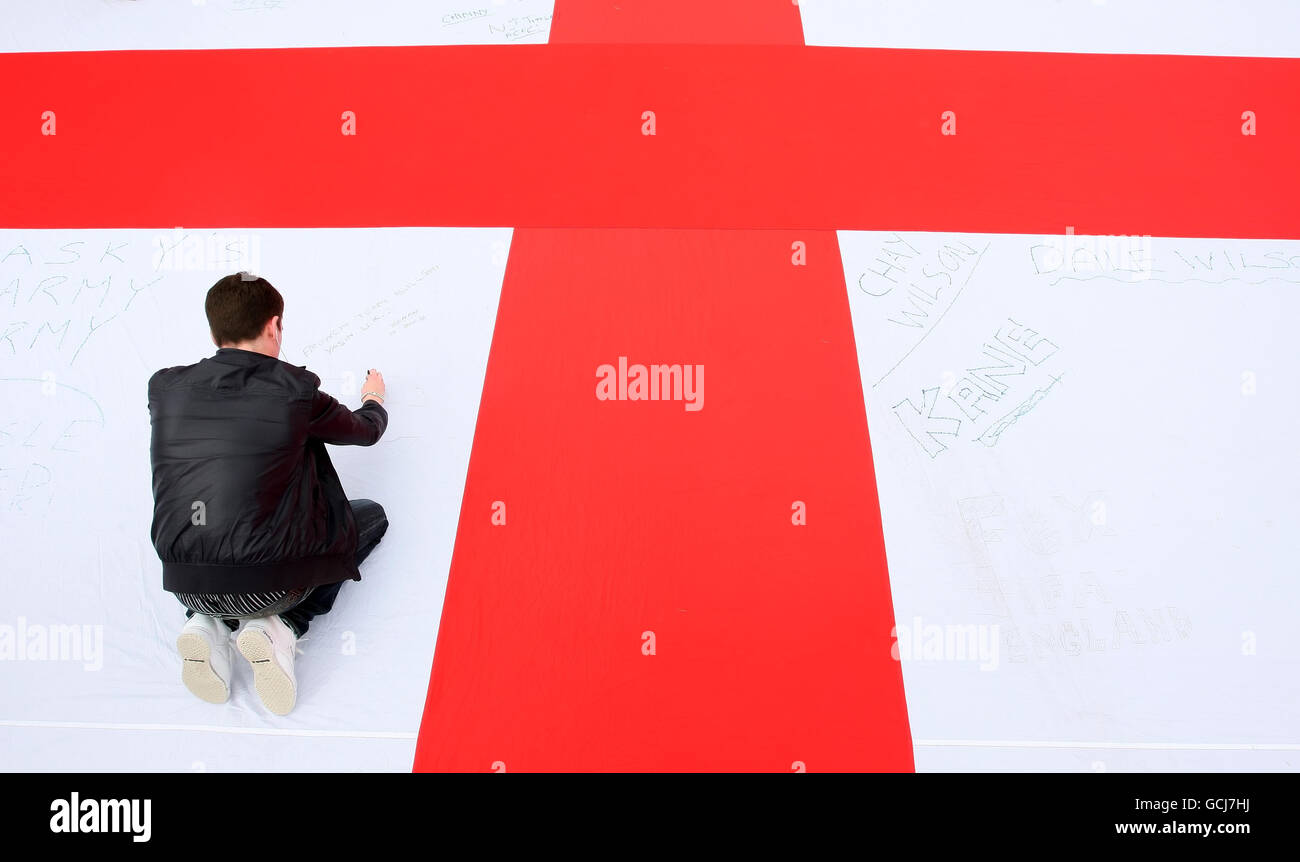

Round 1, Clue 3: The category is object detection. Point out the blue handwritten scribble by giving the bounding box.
[977,373,1064,447]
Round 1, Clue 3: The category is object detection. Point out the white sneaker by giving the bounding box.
[236,614,298,715]
[177,614,233,704]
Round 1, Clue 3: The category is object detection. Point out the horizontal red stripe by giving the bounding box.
[1,45,1295,237]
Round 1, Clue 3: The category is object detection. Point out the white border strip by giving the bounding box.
[0,719,416,740]
[915,739,1300,751]
[799,0,1300,59]
[4,722,1295,751]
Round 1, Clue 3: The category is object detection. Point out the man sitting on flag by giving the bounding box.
[147,272,390,715]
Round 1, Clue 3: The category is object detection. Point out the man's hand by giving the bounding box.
[362,369,386,404]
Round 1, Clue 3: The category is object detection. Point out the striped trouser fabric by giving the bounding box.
[174,586,314,621]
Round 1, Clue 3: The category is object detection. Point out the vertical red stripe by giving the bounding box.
[413,1,913,772]
[413,229,913,771]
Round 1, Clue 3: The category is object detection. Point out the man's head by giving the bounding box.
[206,272,284,358]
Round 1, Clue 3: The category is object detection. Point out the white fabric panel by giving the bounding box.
[0,0,555,52]
[800,0,1300,57]
[0,227,507,770]
[842,229,1300,771]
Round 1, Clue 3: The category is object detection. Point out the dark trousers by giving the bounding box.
[183,498,388,638]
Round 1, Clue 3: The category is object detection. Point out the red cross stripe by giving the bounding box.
[411,0,914,772]
[3,0,1295,772]
[3,14,1294,235]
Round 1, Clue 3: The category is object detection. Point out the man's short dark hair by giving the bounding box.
[206,273,284,346]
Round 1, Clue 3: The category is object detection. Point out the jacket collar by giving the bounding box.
[212,347,276,364]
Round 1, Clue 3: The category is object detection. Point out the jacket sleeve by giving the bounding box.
[306,389,388,446]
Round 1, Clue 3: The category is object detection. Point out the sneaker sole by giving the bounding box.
[177,631,230,704]
[237,628,296,716]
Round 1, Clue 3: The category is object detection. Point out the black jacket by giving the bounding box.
[148,347,388,595]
